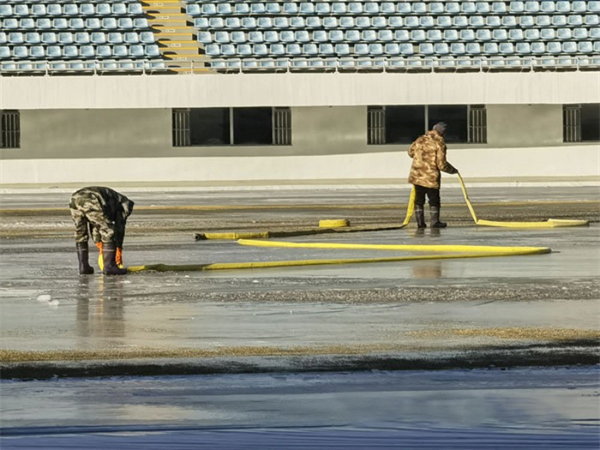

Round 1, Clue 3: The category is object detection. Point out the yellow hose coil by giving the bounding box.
[319,219,350,228]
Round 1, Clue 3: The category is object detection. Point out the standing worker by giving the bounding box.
[408,122,458,229]
[69,186,134,275]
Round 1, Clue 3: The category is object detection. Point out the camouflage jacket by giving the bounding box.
[70,186,134,223]
[408,130,457,189]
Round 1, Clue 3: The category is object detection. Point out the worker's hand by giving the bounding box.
[116,247,124,269]
[451,167,459,175]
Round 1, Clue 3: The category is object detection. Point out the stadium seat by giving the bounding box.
[283,3,298,13]
[395,30,409,41]
[572,1,586,12]
[3,18,18,30]
[124,32,139,44]
[476,29,492,40]
[509,29,524,40]
[594,41,600,52]
[231,31,246,43]
[400,43,414,55]
[26,32,41,44]
[487,16,502,26]
[299,2,315,14]
[304,43,318,55]
[467,43,482,54]
[209,18,225,29]
[291,17,306,28]
[420,16,434,27]
[319,43,334,55]
[70,18,85,30]
[556,28,573,41]
[531,42,545,53]
[97,3,111,15]
[462,2,477,13]
[80,45,95,58]
[412,2,427,13]
[334,43,349,55]
[499,42,514,54]
[226,18,241,29]
[345,30,360,42]
[19,18,34,30]
[112,3,127,15]
[372,17,387,28]
[388,16,403,28]
[524,28,540,40]
[205,44,219,56]
[194,18,209,29]
[312,30,327,42]
[327,30,342,42]
[0,5,12,16]
[332,2,347,13]
[279,30,293,42]
[492,2,507,13]
[585,14,599,25]
[427,30,443,41]
[590,27,600,38]
[355,17,370,28]
[437,16,452,27]
[348,2,363,13]
[362,30,377,42]
[493,29,508,40]
[216,31,230,43]
[305,17,321,28]
[102,18,118,30]
[516,42,531,53]
[397,2,411,13]
[29,46,45,58]
[128,4,143,15]
[8,32,23,44]
[381,2,395,14]
[95,45,111,58]
[460,29,476,41]
[296,30,310,42]
[14,4,29,16]
[378,30,393,41]
[547,42,561,53]
[222,44,237,56]
[453,16,469,27]
[113,45,128,58]
[13,46,27,58]
[578,41,593,52]
[315,2,330,14]
[509,1,524,12]
[405,16,419,28]
[42,32,58,44]
[59,32,74,44]
[477,2,491,13]
[483,42,498,54]
[235,3,250,14]
[501,16,517,26]
[217,3,232,14]
[338,16,354,28]
[254,44,268,56]
[535,15,550,26]
[520,16,534,26]
[0,33,6,45]
[525,1,540,12]
[270,44,285,56]
[202,4,216,15]
[133,18,148,29]
[385,43,400,55]
[435,43,449,54]
[411,30,426,41]
[0,46,11,59]
[249,31,263,43]
[445,2,460,13]
[369,43,384,55]
[444,30,459,41]
[573,28,588,39]
[562,42,577,53]
[31,4,46,16]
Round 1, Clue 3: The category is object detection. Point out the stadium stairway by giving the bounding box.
[142,0,209,72]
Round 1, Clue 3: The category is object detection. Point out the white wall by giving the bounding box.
[1,145,598,186]
[2,72,599,110]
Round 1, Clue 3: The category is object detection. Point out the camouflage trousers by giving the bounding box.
[69,193,125,246]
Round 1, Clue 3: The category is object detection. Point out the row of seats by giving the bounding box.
[184,1,600,15]
[0,43,161,58]
[0,3,144,17]
[202,55,600,70]
[0,59,166,72]
[193,14,600,29]
[198,27,600,44]
[0,31,156,44]
[204,41,600,57]
[0,17,150,29]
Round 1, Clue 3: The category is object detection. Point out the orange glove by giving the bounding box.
[116,247,124,268]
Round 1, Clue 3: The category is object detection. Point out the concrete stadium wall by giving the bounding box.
[1,72,599,110]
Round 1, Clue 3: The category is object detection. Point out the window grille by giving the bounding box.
[172,109,190,147]
[0,110,20,149]
[368,106,385,145]
[468,105,487,144]
[563,105,581,143]
[273,107,292,145]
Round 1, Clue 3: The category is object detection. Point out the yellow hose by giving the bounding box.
[457,173,588,228]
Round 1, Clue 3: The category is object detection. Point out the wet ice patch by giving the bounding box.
[36,294,52,303]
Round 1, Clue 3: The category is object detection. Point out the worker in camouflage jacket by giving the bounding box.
[69,186,134,275]
[408,122,458,228]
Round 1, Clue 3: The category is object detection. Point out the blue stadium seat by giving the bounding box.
[429,2,444,13]
[215,31,230,43]
[31,4,46,16]
[412,2,427,13]
[427,30,442,41]
[540,1,555,12]
[217,3,232,14]
[509,29,524,40]
[547,42,561,53]
[96,45,111,58]
[420,16,434,27]
[231,31,246,43]
[372,17,387,28]
[369,43,384,55]
[405,16,419,28]
[257,17,272,29]
[509,1,524,12]
[585,14,599,25]
[411,30,426,41]
[13,46,27,58]
[133,18,148,29]
[113,45,129,58]
[345,30,360,42]
[355,16,370,28]
[97,3,111,15]
[487,16,502,26]
[569,15,584,25]
[535,15,550,25]
[306,17,321,28]
[209,18,224,29]
[395,30,409,41]
[222,44,236,56]
[59,32,74,44]
[112,3,127,15]
[329,30,343,42]
[14,4,29,16]
[194,18,208,29]
[19,18,34,30]
[29,46,44,58]
[381,2,395,13]
[462,2,477,13]
[466,43,482,54]
[520,16,534,26]
[550,14,567,25]
[435,43,449,54]
[101,18,117,30]
[8,32,23,44]
[283,3,298,14]
[348,2,363,13]
[444,30,459,41]
[594,41,600,52]
[202,4,216,15]
[502,16,517,26]
[46,45,62,59]
[124,32,139,44]
[70,18,85,30]
[254,44,268,56]
[572,1,586,12]
[312,30,327,42]
[0,46,10,59]
[315,2,330,14]
[291,17,306,28]
[453,16,469,27]
[378,30,393,41]
[42,32,58,44]
[399,43,414,55]
[493,29,508,40]
[248,31,263,43]
[573,28,588,39]
[0,5,12,16]
[385,43,400,55]
[483,42,498,54]
[590,1,600,11]
[525,1,540,12]
[226,18,241,28]
[270,44,285,56]
[516,42,531,53]
[79,45,95,58]
[278,30,293,42]
[129,4,143,15]
[242,59,258,69]
[445,2,460,14]
[530,42,545,53]
[26,32,41,44]
[397,2,412,13]
[339,16,354,28]
[492,2,507,13]
[432,17,449,29]
[562,42,577,53]
[476,29,492,40]
[250,3,265,14]
[205,44,219,56]
[140,32,154,44]
[334,43,349,55]
[524,28,540,40]
[235,3,250,14]
[304,43,318,55]
[460,29,476,41]
[299,2,315,14]
[319,43,334,55]
[590,27,600,38]
[578,41,593,52]
[332,2,347,13]
[3,19,18,30]
[556,28,571,39]
[499,42,514,54]
[477,2,491,13]
[388,16,403,27]
[362,30,377,42]
[296,30,310,42]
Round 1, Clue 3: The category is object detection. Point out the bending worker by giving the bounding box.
[408,122,458,229]
[69,186,134,275]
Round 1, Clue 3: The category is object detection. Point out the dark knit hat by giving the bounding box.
[433,122,447,135]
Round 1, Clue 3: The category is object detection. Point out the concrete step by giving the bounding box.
[160,40,200,48]
[161,54,207,62]
[160,47,201,56]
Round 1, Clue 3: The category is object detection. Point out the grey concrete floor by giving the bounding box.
[1,186,598,377]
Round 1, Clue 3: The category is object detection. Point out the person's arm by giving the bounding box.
[408,139,418,158]
[436,141,458,174]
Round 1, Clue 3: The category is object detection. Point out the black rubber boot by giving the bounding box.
[415,205,427,229]
[102,242,127,276]
[431,206,447,228]
[76,242,94,275]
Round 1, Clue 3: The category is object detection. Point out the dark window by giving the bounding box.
[367,106,385,145]
[581,104,600,141]
[468,105,487,144]
[428,105,468,143]
[1,110,20,149]
[564,104,600,142]
[233,107,273,145]
[385,105,425,144]
[273,107,292,145]
[190,108,230,146]
[172,109,190,147]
